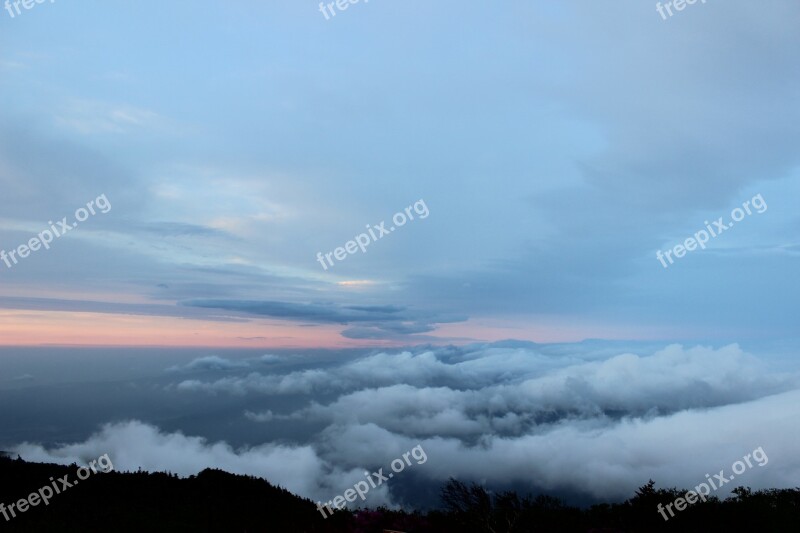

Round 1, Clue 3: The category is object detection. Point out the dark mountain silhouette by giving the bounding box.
[1,455,798,532]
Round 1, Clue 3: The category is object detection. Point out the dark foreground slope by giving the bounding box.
[1,455,798,532]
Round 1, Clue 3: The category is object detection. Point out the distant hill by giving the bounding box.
[1,455,799,532]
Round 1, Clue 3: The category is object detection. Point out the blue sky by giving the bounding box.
[0,0,798,346]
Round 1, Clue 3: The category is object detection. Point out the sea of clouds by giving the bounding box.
[13,342,800,508]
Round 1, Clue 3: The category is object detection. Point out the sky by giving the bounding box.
[0,0,797,348]
[1,0,799,512]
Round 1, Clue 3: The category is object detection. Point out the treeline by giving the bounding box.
[1,455,798,532]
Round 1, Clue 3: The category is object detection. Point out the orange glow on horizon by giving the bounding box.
[0,310,396,348]
[0,309,681,349]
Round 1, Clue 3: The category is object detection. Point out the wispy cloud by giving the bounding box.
[54,100,161,135]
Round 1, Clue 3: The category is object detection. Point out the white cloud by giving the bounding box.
[15,343,800,506]
[13,420,397,508]
[54,100,161,135]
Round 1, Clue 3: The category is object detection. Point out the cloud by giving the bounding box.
[13,390,800,506]
[166,356,249,373]
[130,221,231,238]
[176,349,474,396]
[177,343,795,410]
[158,342,800,503]
[244,410,277,422]
[54,100,162,135]
[167,354,285,374]
[182,299,402,323]
[13,420,396,507]
[182,299,467,340]
[11,342,800,508]
[0,296,250,323]
[400,389,800,499]
[0,60,26,70]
